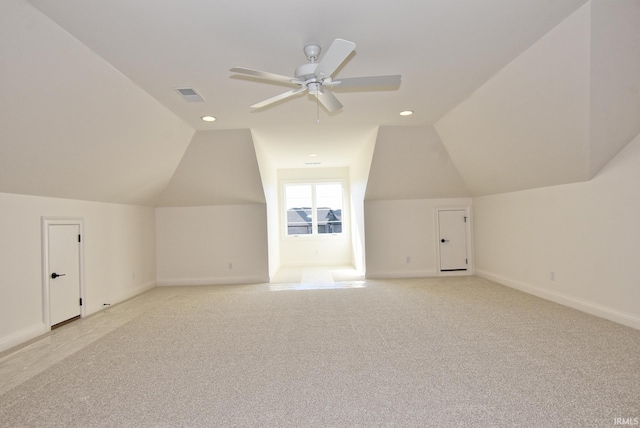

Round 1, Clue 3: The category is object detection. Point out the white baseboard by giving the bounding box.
[111,280,156,303]
[109,281,156,304]
[281,260,353,268]
[365,269,475,279]
[476,270,640,331]
[157,276,269,286]
[366,269,439,279]
[85,281,156,316]
[0,323,49,354]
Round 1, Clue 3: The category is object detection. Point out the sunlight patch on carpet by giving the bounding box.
[269,281,366,291]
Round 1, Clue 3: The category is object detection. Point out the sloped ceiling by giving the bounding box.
[158,130,266,207]
[0,0,194,205]
[435,1,640,196]
[17,0,589,172]
[2,0,638,205]
[23,0,589,130]
[365,126,470,200]
[589,0,640,176]
[435,4,592,196]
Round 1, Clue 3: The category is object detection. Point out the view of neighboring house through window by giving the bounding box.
[285,182,343,236]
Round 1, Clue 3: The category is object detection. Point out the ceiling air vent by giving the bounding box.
[175,87,205,102]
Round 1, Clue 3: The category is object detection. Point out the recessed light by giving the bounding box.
[201,116,216,122]
[309,153,318,157]
[400,110,414,116]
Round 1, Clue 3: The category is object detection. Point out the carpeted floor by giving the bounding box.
[1,276,639,427]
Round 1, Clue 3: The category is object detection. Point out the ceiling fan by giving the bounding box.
[230,38,401,112]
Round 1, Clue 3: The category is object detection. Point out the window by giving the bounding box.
[284,182,343,236]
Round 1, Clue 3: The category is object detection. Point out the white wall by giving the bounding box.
[155,205,269,285]
[279,235,352,268]
[278,168,353,267]
[0,192,157,352]
[252,133,281,279]
[474,132,640,330]
[349,129,378,273]
[365,198,472,278]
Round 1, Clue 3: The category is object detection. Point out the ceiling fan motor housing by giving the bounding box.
[295,62,319,81]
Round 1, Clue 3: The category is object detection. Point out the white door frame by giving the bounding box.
[41,217,85,328]
[435,207,473,275]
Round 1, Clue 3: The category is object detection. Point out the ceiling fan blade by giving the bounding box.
[316,89,343,113]
[314,39,356,79]
[331,75,401,88]
[251,87,307,109]
[230,67,298,85]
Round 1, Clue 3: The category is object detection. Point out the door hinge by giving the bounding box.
[464,216,468,223]
[79,298,83,306]
[465,258,468,264]
[78,234,82,243]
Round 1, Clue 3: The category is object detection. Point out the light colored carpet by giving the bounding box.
[1,276,639,427]
[270,265,365,284]
[269,266,365,291]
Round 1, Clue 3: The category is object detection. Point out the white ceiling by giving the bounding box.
[24,0,589,169]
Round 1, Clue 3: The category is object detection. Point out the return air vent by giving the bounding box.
[175,87,205,102]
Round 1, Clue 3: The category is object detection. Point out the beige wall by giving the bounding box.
[155,205,269,286]
[0,193,157,352]
[474,132,640,329]
[365,198,472,278]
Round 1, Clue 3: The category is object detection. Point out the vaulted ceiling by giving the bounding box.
[1,0,639,205]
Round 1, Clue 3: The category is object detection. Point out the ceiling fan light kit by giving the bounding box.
[230,38,401,113]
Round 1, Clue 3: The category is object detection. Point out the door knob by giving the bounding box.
[440,239,449,243]
[51,272,66,279]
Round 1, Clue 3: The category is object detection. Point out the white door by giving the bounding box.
[48,224,82,326]
[438,209,468,271]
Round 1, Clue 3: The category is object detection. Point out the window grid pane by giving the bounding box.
[316,184,342,235]
[286,185,313,235]
[285,183,343,236]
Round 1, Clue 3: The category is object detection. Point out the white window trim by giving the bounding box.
[281,180,348,240]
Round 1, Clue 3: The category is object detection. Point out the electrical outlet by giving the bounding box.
[550,271,555,281]
[228,262,233,270]
[406,256,411,263]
